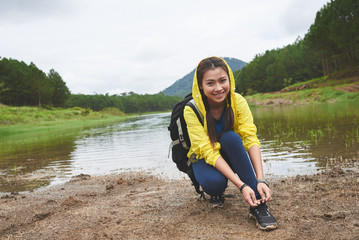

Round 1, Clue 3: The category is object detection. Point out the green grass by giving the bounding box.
[0,106,138,157]
[0,106,135,137]
[245,76,359,106]
[0,106,125,124]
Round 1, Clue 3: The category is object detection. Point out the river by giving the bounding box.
[0,101,358,193]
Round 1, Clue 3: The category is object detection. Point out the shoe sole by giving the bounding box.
[210,203,224,208]
[249,213,278,231]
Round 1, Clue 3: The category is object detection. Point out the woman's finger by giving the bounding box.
[258,188,266,202]
[263,186,272,202]
[243,188,258,207]
[250,191,259,205]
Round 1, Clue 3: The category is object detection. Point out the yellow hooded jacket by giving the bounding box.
[183,58,260,167]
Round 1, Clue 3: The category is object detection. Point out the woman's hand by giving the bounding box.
[257,182,272,203]
[241,186,260,207]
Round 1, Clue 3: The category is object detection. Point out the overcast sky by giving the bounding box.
[0,0,329,95]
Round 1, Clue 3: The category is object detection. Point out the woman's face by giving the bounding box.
[200,67,230,107]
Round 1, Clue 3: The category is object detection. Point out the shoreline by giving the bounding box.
[0,108,168,159]
[244,79,359,106]
[0,162,358,239]
[0,105,164,138]
[0,160,322,196]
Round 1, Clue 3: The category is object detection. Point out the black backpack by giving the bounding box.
[168,93,205,197]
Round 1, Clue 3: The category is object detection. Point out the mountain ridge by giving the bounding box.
[162,57,246,97]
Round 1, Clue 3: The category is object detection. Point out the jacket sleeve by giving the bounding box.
[234,94,261,151]
[183,105,221,167]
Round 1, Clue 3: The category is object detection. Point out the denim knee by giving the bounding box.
[200,172,228,196]
[192,159,228,196]
[219,131,244,150]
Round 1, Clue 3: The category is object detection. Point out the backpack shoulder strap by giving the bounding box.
[186,99,204,126]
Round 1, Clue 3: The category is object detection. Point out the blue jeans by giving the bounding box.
[192,131,259,197]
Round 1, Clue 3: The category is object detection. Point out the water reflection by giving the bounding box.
[0,135,76,193]
[66,113,176,178]
[253,102,359,175]
[0,102,358,193]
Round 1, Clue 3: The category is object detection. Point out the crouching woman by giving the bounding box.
[184,56,277,230]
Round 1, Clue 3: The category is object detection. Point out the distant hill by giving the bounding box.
[162,57,247,97]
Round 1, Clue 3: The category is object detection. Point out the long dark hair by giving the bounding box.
[196,57,234,144]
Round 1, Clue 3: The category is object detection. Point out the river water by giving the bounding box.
[0,102,358,193]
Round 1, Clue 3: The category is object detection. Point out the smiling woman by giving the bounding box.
[183,57,277,230]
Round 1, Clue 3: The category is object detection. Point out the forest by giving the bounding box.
[0,58,180,113]
[0,0,357,112]
[235,0,358,95]
[66,92,180,113]
[0,59,70,108]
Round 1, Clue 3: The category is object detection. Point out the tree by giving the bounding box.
[305,0,359,75]
[235,0,359,95]
[29,63,50,108]
[47,69,70,107]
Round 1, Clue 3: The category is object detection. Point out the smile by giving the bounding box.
[213,91,226,97]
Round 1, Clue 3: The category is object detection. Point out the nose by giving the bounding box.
[214,82,222,91]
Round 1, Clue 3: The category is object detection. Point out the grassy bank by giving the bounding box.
[0,106,132,133]
[0,106,138,157]
[0,106,127,124]
[245,76,359,106]
[0,106,131,143]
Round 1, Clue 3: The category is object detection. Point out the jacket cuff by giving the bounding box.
[207,151,222,167]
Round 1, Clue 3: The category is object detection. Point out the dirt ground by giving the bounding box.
[1,163,358,240]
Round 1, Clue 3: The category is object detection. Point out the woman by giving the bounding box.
[184,57,277,230]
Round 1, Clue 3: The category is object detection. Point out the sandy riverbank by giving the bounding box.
[1,163,358,240]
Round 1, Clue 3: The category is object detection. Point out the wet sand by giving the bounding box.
[1,163,358,240]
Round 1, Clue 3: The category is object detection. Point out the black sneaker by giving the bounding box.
[249,203,277,230]
[209,194,224,208]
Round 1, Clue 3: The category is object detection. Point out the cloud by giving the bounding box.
[0,0,78,22]
[0,0,329,95]
[280,0,329,35]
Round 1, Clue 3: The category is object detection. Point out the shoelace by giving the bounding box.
[254,204,271,217]
[210,195,224,202]
[211,195,221,201]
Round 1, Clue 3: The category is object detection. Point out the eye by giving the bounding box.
[220,78,227,83]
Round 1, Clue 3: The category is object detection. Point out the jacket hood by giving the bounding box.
[192,57,236,118]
